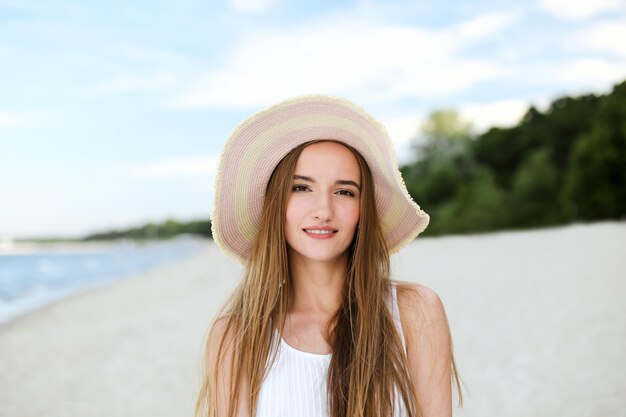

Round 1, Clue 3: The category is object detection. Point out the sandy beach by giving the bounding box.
[1,221,624,417]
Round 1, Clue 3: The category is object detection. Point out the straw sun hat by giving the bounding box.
[212,95,429,263]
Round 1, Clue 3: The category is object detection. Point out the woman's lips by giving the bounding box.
[302,227,337,239]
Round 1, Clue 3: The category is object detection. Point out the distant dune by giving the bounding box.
[0,222,624,417]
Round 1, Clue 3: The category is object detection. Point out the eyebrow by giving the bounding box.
[294,175,361,191]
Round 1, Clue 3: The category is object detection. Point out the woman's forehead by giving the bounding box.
[294,141,361,181]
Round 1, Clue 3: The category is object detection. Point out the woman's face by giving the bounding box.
[285,141,361,265]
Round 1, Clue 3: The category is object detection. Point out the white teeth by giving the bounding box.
[305,229,333,235]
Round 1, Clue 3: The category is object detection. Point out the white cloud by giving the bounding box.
[460,99,532,133]
[123,155,220,179]
[0,112,20,128]
[172,12,516,110]
[378,111,427,163]
[455,10,520,39]
[557,58,626,88]
[230,0,277,13]
[381,112,424,148]
[580,19,626,57]
[538,0,623,20]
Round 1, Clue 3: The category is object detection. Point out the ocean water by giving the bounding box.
[0,236,209,325]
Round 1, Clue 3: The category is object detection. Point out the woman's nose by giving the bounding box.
[312,193,334,221]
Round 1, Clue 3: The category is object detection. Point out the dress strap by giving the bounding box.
[389,283,407,353]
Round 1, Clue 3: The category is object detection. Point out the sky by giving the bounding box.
[1,0,625,239]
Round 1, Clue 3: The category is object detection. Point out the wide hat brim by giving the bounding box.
[212,95,429,263]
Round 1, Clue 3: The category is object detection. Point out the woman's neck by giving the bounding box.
[288,255,347,316]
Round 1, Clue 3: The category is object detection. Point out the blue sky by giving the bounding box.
[1,0,625,239]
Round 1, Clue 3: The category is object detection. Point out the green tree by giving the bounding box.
[414,110,473,161]
[562,126,623,220]
[541,95,600,170]
[429,167,506,235]
[561,81,626,221]
[508,149,561,228]
[403,158,462,210]
[403,110,475,233]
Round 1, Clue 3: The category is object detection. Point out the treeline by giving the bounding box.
[82,219,212,241]
[401,80,626,236]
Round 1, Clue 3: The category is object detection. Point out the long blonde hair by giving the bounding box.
[196,140,462,417]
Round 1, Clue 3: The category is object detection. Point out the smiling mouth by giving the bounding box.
[303,228,337,235]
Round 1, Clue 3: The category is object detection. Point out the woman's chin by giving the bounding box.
[287,247,350,265]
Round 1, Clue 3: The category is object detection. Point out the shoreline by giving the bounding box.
[0,241,227,330]
[0,236,208,256]
[0,236,212,327]
[0,251,202,330]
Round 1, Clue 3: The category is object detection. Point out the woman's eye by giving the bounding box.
[336,189,355,197]
[292,184,309,192]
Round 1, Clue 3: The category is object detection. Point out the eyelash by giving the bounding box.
[336,189,355,197]
[292,184,356,197]
[292,184,310,192]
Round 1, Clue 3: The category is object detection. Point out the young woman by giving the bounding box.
[196,96,462,417]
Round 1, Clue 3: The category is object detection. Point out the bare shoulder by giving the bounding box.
[393,280,451,357]
[209,316,231,341]
[395,281,441,304]
[208,315,232,348]
[394,281,448,328]
[204,316,233,373]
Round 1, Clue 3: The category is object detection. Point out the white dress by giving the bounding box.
[256,284,408,417]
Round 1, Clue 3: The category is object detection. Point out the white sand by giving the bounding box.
[1,222,624,417]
